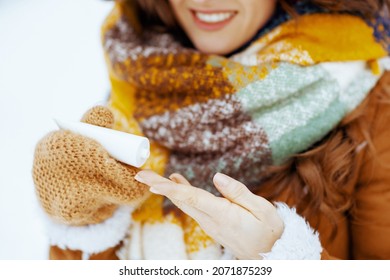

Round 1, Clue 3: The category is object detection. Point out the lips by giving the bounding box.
[191,10,237,31]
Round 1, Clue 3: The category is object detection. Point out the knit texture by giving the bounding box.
[261,203,322,260]
[103,3,388,198]
[33,106,149,226]
[33,2,390,259]
[42,205,133,255]
[97,3,389,256]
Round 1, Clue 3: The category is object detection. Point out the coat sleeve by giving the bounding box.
[349,71,390,259]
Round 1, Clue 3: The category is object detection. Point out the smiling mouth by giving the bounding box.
[191,10,237,31]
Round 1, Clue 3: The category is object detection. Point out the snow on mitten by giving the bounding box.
[33,106,149,226]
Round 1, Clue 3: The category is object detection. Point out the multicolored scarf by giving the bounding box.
[102,2,388,196]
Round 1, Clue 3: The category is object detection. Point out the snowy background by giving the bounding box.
[0,0,114,259]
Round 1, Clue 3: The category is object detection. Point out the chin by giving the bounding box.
[193,40,237,56]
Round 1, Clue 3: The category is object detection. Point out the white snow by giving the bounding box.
[0,0,114,259]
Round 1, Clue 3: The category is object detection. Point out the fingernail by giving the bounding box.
[169,174,180,183]
[134,172,147,184]
[214,173,230,187]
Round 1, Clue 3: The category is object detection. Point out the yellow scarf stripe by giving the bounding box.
[254,14,387,65]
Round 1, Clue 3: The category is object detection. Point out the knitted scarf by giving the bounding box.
[102,2,388,196]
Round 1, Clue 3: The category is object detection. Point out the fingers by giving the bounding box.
[81,106,114,128]
[135,170,280,234]
[136,170,217,223]
[213,173,275,221]
[134,170,283,257]
[169,198,211,226]
[135,170,227,215]
[169,173,191,185]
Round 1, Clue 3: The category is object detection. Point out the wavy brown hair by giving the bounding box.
[116,0,390,236]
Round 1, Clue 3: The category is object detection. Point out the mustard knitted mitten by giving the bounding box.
[33,106,149,226]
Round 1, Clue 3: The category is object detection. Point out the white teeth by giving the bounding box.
[195,12,234,23]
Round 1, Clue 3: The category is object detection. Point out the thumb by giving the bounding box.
[213,173,275,220]
[81,105,114,128]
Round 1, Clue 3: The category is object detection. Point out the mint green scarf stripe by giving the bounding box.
[250,77,344,164]
[235,63,329,111]
[269,98,345,164]
[234,61,381,164]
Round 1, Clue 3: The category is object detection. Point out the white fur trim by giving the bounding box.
[189,243,222,260]
[43,206,134,255]
[261,203,322,260]
[116,221,143,260]
[128,221,143,259]
[220,248,236,260]
[142,220,188,260]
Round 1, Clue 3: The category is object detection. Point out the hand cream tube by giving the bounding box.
[55,119,150,168]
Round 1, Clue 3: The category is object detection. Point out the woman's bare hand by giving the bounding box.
[135,170,284,259]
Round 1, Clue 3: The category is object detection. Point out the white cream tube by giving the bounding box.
[55,120,150,168]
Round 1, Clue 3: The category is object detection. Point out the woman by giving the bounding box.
[33,0,390,259]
